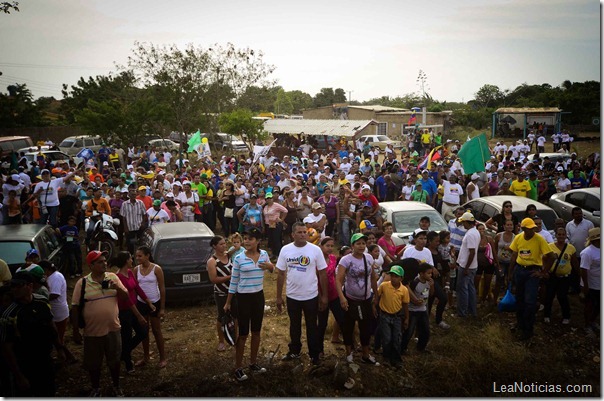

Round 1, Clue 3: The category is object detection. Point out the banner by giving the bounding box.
[457,133,491,174]
[187,130,202,153]
[253,139,277,164]
[76,148,94,160]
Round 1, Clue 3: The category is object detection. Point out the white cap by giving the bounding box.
[361,184,371,191]
[458,212,475,222]
[471,173,479,180]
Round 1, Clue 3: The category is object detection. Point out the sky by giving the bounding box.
[0,0,600,103]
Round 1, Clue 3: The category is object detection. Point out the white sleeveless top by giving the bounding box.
[136,264,161,303]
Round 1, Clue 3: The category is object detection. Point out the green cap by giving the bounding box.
[389,265,405,277]
[350,232,368,245]
[265,192,273,198]
[152,199,162,207]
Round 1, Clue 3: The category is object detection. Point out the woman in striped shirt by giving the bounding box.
[224,228,274,382]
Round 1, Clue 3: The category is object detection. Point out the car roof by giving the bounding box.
[0,224,48,241]
[63,135,101,140]
[379,201,438,212]
[468,196,554,211]
[561,187,599,196]
[151,222,214,239]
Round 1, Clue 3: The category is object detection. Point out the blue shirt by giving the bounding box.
[228,250,270,294]
[419,177,437,198]
[375,175,387,201]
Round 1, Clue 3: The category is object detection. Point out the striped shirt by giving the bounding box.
[120,199,146,231]
[228,250,270,294]
[212,254,233,295]
[448,218,467,252]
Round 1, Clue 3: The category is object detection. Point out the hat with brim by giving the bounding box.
[350,232,368,245]
[86,250,108,265]
[10,271,35,285]
[586,227,600,246]
[520,218,537,229]
[388,265,405,277]
[458,212,475,223]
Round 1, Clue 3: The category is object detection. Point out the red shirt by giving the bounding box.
[117,269,148,311]
[359,193,379,208]
[138,195,153,210]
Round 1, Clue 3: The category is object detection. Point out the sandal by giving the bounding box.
[135,358,149,367]
[217,343,226,352]
[159,360,168,369]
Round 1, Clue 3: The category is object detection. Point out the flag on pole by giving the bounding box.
[407,110,417,126]
[187,130,202,153]
[418,145,443,170]
[253,139,277,164]
[457,133,491,174]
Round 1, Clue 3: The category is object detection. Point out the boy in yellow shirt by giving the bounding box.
[374,265,409,369]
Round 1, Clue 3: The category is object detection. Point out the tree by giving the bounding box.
[313,87,347,108]
[274,88,293,115]
[237,85,280,113]
[474,84,504,108]
[0,83,42,127]
[287,90,313,114]
[218,109,267,150]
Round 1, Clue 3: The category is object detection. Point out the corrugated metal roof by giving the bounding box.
[495,107,562,113]
[263,119,376,137]
[350,105,409,112]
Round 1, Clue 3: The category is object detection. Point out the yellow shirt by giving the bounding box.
[510,233,551,267]
[421,133,431,144]
[548,242,576,276]
[378,281,410,314]
[509,180,531,197]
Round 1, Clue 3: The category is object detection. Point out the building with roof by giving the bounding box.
[492,107,565,139]
[302,104,452,140]
[263,119,376,138]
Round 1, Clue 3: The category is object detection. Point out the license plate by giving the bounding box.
[182,274,201,284]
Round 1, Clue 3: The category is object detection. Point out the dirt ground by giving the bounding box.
[52,135,601,397]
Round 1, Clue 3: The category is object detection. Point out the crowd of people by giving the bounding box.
[0,128,600,395]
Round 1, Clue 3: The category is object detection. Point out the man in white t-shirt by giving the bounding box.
[29,169,74,227]
[536,135,546,153]
[580,227,600,333]
[441,176,464,222]
[456,212,480,317]
[146,200,170,226]
[276,222,328,365]
[402,229,433,266]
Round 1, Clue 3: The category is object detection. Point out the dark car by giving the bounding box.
[0,224,65,273]
[138,222,215,303]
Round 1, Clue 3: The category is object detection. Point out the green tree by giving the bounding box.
[287,90,313,114]
[313,87,347,107]
[237,85,280,113]
[0,83,42,127]
[218,109,267,150]
[274,88,293,115]
[474,84,504,108]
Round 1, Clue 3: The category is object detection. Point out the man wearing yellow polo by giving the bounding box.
[509,172,532,197]
[509,218,555,341]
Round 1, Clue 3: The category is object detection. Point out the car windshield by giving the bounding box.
[60,139,75,147]
[47,152,68,160]
[392,210,448,234]
[0,241,32,265]
[512,210,557,231]
[155,238,213,266]
[377,136,390,142]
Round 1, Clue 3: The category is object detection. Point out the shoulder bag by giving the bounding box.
[78,277,87,328]
[550,243,569,276]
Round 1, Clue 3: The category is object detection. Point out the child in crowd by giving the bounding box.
[56,215,83,278]
[6,189,22,224]
[437,231,456,307]
[401,263,434,354]
[375,265,409,369]
[303,216,320,244]
[227,233,245,261]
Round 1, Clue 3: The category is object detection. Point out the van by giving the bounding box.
[58,135,103,156]
[0,136,34,158]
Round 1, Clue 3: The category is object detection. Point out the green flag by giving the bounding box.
[457,133,491,175]
[187,130,202,152]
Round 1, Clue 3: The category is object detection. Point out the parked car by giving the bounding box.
[0,224,65,274]
[148,138,180,151]
[526,152,572,164]
[379,201,449,246]
[211,133,248,152]
[549,187,600,227]
[169,131,192,144]
[19,150,74,167]
[359,135,403,150]
[0,136,34,158]
[58,135,103,156]
[462,196,559,235]
[17,145,52,154]
[138,222,215,303]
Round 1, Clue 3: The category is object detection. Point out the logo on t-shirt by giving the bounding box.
[519,250,532,259]
[286,255,311,272]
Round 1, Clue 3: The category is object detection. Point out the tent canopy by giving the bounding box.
[263,119,376,137]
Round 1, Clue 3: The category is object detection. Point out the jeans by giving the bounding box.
[119,308,148,370]
[38,205,59,227]
[514,266,541,335]
[338,219,351,247]
[286,296,320,360]
[456,267,477,317]
[266,223,283,257]
[379,312,402,364]
[543,275,571,320]
[317,298,344,354]
[401,311,430,351]
[202,203,216,231]
[428,279,448,323]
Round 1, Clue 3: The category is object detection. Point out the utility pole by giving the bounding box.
[348,91,353,103]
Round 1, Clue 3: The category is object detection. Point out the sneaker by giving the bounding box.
[361,355,380,366]
[281,352,300,361]
[562,319,570,325]
[346,352,354,363]
[113,387,125,397]
[438,321,451,329]
[249,363,266,373]
[89,388,102,397]
[543,317,551,323]
[234,368,248,382]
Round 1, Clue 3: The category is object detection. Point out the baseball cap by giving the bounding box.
[103,161,109,166]
[28,264,46,284]
[458,212,475,223]
[361,184,371,191]
[265,192,273,198]
[41,169,50,174]
[388,265,405,277]
[413,228,428,237]
[120,187,129,193]
[10,174,21,182]
[350,232,368,245]
[26,248,40,258]
[165,192,175,198]
[138,185,147,191]
[422,169,429,174]
[364,159,370,162]
[359,220,375,230]
[86,250,108,265]
[10,271,35,286]
[152,199,162,207]
[471,173,479,180]
[312,202,322,210]
[520,218,537,229]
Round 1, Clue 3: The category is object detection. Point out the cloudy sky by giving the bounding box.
[0,0,599,103]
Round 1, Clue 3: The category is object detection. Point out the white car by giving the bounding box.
[379,201,449,246]
[549,187,600,227]
[148,138,180,150]
[359,135,403,150]
[19,150,74,167]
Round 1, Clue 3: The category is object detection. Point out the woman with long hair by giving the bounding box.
[494,219,516,296]
[377,222,404,261]
[224,228,274,381]
[207,236,237,352]
[134,246,167,368]
[296,187,313,221]
[282,190,299,242]
[220,180,240,237]
[485,200,519,234]
[112,251,155,373]
[317,187,339,238]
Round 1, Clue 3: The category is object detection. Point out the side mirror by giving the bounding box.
[593,211,601,217]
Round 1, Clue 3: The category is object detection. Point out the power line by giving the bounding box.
[0,62,113,71]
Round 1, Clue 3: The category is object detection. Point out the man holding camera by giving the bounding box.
[71,251,129,397]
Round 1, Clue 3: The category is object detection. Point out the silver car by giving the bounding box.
[379,201,448,246]
[549,187,600,227]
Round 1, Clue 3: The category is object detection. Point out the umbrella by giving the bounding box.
[500,115,516,124]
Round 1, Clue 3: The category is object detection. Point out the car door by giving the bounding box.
[42,227,64,269]
[465,200,484,223]
[583,193,601,226]
[561,192,586,221]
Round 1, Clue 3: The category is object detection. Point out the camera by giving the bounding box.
[101,279,110,289]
